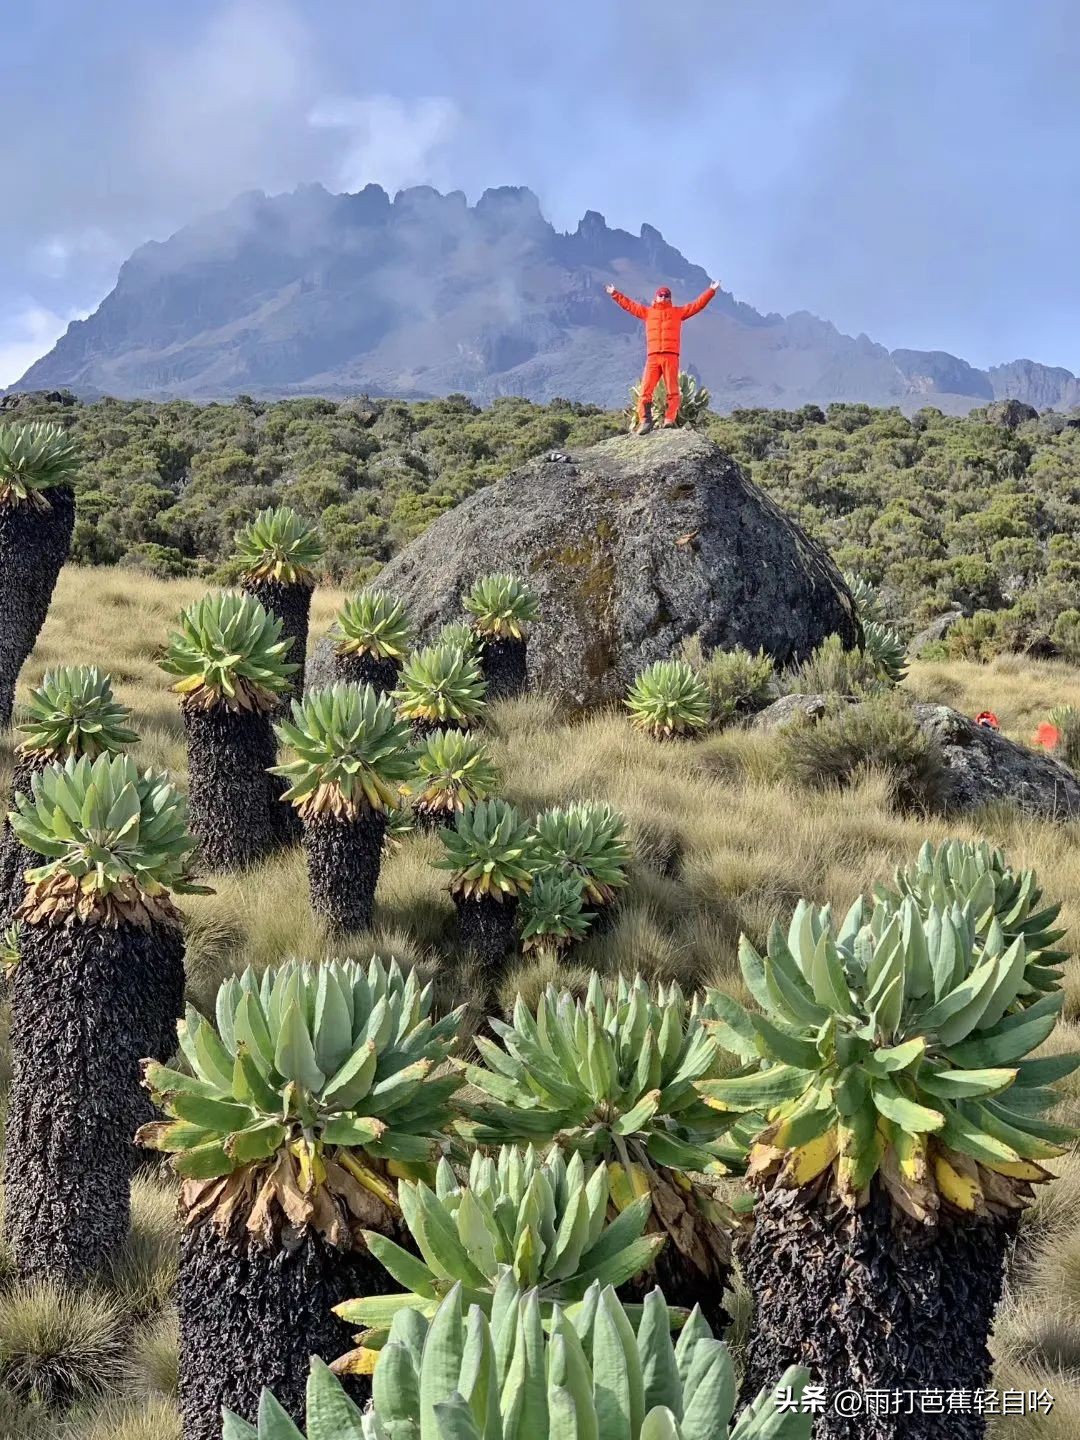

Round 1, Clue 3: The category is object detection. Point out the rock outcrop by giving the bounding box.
[753,692,1080,822]
[310,429,859,712]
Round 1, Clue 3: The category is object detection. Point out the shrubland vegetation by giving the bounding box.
[6,390,1080,660]
[1,571,1080,1436]
[4,398,1080,1440]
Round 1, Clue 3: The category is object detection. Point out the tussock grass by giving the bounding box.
[122,1310,178,1401]
[106,1178,178,1315]
[59,1397,182,1440]
[4,570,1080,1435]
[0,1285,125,1406]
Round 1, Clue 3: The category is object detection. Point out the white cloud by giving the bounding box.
[308,94,460,194]
[31,227,119,280]
[0,304,74,388]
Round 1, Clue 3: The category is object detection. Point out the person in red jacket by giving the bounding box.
[606,278,720,433]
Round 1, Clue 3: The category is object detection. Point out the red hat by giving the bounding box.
[655,285,671,301]
[974,711,1000,730]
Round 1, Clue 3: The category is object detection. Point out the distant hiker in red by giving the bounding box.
[606,278,720,433]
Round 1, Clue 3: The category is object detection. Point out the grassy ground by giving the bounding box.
[2,568,1080,1436]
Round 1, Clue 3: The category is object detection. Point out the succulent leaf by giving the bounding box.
[9,753,205,927]
[333,1147,662,1354]
[395,643,486,727]
[272,683,414,819]
[334,590,414,660]
[234,506,323,585]
[16,666,139,761]
[462,573,540,640]
[161,591,297,712]
[406,729,499,819]
[701,880,1078,1220]
[139,958,464,1247]
[436,799,537,901]
[626,662,710,739]
[532,802,631,906]
[861,620,908,684]
[457,975,737,1278]
[0,421,80,506]
[520,872,594,952]
[237,1284,812,1439]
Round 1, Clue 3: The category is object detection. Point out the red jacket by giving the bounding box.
[609,286,716,355]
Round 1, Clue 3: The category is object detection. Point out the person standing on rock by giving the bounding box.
[605,278,720,433]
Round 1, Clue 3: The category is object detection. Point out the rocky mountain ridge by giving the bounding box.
[11,183,1078,415]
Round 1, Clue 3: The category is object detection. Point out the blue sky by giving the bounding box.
[2,0,1078,386]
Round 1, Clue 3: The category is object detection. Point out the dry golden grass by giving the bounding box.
[4,568,1080,1434]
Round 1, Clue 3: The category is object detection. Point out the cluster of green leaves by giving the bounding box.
[396,643,486,727]
[161,591,297,710]
[10,753,204,921]
[626,661,710,739]
[16,666,139,760]
[0,419,80,504]
[531,802,631,906]
[702,888,1078,1218]
[437,799,536,901]
[334,590,413,659]
[141,959,463,1181]
[407,729,499,818]
[519,872,594,952]
[233,505,323,585]
[457,974,739,1177]
[333,1147,661,1351]
[228,1283,812,1440]
[271,684,414,819]
[463,573,539,639]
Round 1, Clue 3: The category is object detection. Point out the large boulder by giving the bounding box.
[911,703,1080,821]
[311,430,858,711]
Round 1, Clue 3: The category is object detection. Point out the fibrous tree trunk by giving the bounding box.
[479,635,527,701]
[0,486,76,730]
[183,706,283,871]
[302,809,386,934]
[3,917,185,1285]
[332,651,400,695]
[618,1172,732,1337]
[240,577,313,704]
[177,1222,399,1440]
[453,891,518,974]
[0,754,40,929]
[739,1181,1019,1440]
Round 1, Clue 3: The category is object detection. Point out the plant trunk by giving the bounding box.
[3,917,185,1285]
[333,650,400,695]
[480,635,527,701]
[241,577,312,703]
[183,705,283,871]
[177,1222,397,1440]
[302,808,386,934]
[454,891,519,974]
[0,486,76,731]
[617,1176,732,1337]
[412,717,467,742]
[739,1181,1019,1440]
[1,753,46,928]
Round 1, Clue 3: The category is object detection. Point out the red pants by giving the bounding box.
[639,352,680,421]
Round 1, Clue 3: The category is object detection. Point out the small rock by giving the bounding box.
[985,399,1038,429]
[753,694,838,732]
[909,611,964,656]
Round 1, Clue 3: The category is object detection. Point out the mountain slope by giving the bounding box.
[12,183,1080,414]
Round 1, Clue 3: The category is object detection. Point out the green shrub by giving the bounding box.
[786,633,887,698]
[779,696,949,813]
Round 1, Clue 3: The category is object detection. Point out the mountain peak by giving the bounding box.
[8,182,1078,414]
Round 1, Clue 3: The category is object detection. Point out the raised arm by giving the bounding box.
[605,283,648,321]
[678,281,720,321]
